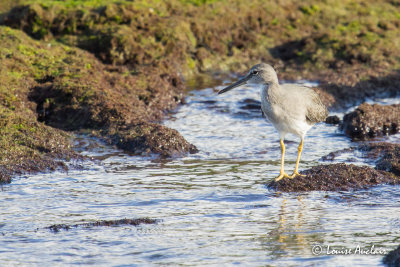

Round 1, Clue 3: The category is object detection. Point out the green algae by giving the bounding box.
[0,23,193,182]
[4,0,396,75]
[0,27,79,182]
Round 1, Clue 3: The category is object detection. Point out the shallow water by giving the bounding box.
[1,81,399,266]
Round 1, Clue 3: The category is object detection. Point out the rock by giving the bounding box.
[48,218,157,233]
[0,168,12,184]
[325,115,340,124]
[383,245,400,267]
[342,103,400,140]
[316,70,400,110]
[267,163,399,192]
[109,123,198,157]
[0,25,197,170]
[359,142,400,176]
[321,148,354,161]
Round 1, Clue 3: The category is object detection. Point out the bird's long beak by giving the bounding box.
[218,74,251,95]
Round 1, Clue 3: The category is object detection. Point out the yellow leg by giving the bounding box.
[275,139,290,181]
[289,138,306,178]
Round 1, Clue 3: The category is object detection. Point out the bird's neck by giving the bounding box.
[261,82,281,104]
[262,81,279,94]
[260,81,274,97]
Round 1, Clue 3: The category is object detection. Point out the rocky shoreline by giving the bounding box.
[0,0,400,185]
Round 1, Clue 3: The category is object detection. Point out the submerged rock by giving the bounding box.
[342,103,400,140]
[359,142,400,176]
[48,218,157,233]
[383,245,400,267]
[325,115,340,125]
[267,163,398,192]
[320,148,354,161]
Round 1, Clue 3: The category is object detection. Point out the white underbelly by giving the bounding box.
[269,115,312,138]
[260,84,313,138]
[261,98,312,138]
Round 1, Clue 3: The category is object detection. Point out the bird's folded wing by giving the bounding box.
[305,90,329,124]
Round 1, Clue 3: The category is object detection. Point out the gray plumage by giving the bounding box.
[219,63,328,139]
[305,88,329,124]
[218,63,329,180]
[275,83,328,124]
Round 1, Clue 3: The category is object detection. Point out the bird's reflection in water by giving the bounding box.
[261,196,326,258]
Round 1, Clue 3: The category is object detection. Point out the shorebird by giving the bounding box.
[218,63,328,181]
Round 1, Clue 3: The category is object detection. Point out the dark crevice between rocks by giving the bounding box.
[28,83,101,131]
[267,163,399,192]
[270,38,309,63]
[48,218,158,233]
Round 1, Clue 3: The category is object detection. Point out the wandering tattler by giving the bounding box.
[218,63,328,181]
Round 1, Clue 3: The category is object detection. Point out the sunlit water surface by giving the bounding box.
[1,82,399,266]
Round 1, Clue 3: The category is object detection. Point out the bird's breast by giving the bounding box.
[260,84,276,120]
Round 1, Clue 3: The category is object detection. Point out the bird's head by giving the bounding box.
[218,63,278,95]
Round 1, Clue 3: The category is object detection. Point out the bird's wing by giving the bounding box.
[305,91,329,124]
[306,88,328,124]
[282,84,328,124]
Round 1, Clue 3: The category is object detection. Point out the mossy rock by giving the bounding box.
[0,25,197,181]
[3,0,399,76]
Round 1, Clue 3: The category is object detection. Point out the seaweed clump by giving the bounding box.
[342,103,400,140]
[267,163,399,192]
[48,218,157,232]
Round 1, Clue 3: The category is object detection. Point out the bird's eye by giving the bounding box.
[252,70,259,75]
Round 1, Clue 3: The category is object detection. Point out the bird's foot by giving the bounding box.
[274,172,291,182]
[288,171,306,179]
